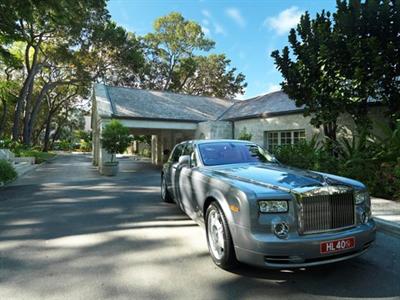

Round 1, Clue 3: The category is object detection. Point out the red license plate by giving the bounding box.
[320,237,355,254]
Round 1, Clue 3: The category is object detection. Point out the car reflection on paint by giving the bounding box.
[161,139,376,269]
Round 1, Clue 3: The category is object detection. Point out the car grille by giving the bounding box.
[298,192,355,234]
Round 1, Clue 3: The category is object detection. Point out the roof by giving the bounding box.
[93,84,304,123]
[94,84,235,122]
[218,91,304,121]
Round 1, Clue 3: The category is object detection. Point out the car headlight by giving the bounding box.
[259,200,288,213]
[354,190,369,205]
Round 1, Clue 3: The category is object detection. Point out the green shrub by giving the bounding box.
[0,159,17,183]
[79,140,92,152]
[238,127,253,141]
[18,150,56,164]
[272,128,400,200]
[140,148,151,158]
[101,120,132,162]
[59,140,72,151]
[272,136,320,170]
[0,138,26,155]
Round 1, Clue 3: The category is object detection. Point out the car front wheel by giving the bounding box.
[205,202,237,270]
[161,175,173,203]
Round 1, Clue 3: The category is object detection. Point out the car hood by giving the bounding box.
[209,163,352,193]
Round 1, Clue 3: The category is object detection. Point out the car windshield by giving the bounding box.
[198,142,276,166]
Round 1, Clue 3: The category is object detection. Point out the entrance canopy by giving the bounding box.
[91,84,235,167]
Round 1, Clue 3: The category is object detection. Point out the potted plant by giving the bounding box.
[100,120,131,176]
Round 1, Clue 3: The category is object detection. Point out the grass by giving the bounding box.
[18,150,56,164]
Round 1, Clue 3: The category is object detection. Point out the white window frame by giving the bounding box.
[264,129,306,151]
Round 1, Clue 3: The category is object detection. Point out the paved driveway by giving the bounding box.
[0,153,399,300]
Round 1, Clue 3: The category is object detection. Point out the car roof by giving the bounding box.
[179,139,256,145]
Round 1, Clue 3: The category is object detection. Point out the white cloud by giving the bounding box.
[266,83,281,93]
[202,9,211,18]
[202,26,211,36]
[226,8,246,28]
[214,23,226,35]
[264,6,303,35]
[202,19,210,26]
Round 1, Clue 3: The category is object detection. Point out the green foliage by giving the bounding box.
[170,54,247,98]
[0,138,26,155]
[272,0,400,138]
[140,148,151,158]
[273,126,400,200]
[59,140,73,151]
[273,137,320,170]
[101,120,132,162]
[238,127,253,141]
[18,150,55,164]
[0,159,17,183]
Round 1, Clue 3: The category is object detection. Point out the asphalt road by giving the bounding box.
[0,153,399,300]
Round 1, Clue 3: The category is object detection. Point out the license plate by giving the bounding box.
[320,237,355,254]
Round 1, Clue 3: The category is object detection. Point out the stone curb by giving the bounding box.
[374,217,400,237]
[0,154,58,189]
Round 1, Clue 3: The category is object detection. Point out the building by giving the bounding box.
[91,84,386,169]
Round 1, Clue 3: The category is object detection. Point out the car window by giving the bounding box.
[170,144,185,163]
[198,142,275,166]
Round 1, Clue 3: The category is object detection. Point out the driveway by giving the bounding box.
[0,153,399,300]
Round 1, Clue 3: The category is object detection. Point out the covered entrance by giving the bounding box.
[91,84,234,169]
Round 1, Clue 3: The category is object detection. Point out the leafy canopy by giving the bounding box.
[272,0,400,139]
[101,120,132,161]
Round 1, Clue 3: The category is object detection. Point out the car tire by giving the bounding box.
[205,202,237,270]
[161,174,173,203]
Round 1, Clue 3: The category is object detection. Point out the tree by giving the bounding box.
[170,54,247,99]
[0,0,108,142]
[272,0,400,140]
[271,11,349,141]
[143,12,214,90]
[101,120,132,163]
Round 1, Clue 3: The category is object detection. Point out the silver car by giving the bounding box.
[161,139,376,269]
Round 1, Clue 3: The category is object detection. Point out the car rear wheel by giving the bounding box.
[161,175,173,203]
[206,202,237,270]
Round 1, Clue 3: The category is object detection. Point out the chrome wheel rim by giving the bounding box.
[161,177,166,200]
[207,209,225,260]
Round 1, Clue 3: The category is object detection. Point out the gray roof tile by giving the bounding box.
[219,91,303,120]
[94,84,303,122]
[102,84,235,122]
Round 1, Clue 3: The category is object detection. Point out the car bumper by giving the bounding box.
[232,220,376,268]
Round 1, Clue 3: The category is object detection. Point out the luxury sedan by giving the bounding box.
[161,139,376,269]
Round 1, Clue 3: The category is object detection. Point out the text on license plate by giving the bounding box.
[320,237,355,254]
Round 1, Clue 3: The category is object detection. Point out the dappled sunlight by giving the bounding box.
[1,154,399,299]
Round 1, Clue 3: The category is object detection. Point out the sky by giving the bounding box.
[107,0,337,99]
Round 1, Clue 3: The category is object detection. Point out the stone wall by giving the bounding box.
[233,113,320,147]
[232,106,388,147]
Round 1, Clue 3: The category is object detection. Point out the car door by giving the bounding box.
[178,142,199,219]
[166,143,184,199]
[170,143,185,202]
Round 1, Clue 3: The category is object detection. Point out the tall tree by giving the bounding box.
[0,0,108,142]
[272,11,348,141]
[170,54,247,99]
[143,12,214,90]
[272,0,400,139]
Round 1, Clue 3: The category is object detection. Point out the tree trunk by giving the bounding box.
[12,42,42,141]
[42,116,52,152]
[23,82,55,146]
[0,98,7,138]
[323,121,337,141]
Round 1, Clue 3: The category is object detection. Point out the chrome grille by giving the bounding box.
[298,192,355,234]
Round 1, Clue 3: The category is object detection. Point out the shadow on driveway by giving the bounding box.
[0,154,399,300]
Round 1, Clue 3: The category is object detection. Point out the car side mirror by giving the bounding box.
[178,155,190,166]
[271,155,279,163]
